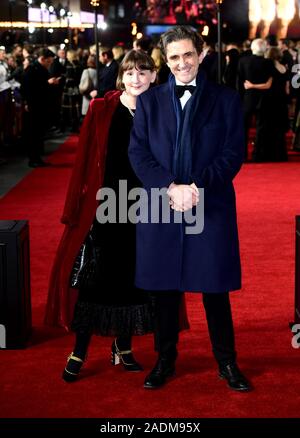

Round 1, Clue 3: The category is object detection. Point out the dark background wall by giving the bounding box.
[223,0,249,42]
[0,0,27,21]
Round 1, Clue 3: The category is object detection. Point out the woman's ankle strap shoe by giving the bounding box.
[111,339,143,372]
[62,353,84,382]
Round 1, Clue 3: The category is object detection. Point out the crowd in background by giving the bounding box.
[1,33,300,166]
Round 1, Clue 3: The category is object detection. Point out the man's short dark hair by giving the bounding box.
[36,48,55,59]
[100,47,113,59]
[159,26,204,58]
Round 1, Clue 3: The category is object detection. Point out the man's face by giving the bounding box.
[14,46,22,56]
[100,52,108,65]
[39,56,54,69]
[58,49,66,59]
[165,38,201,84]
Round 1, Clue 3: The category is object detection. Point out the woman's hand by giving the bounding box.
[244,80,253,90]
[48,77,60,85]
[90,90,98,99]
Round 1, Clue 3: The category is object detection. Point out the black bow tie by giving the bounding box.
[175,84,196,98]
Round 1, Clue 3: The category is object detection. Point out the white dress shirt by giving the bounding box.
[175,78,196,109]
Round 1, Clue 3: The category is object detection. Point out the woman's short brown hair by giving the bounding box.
[116,49,156,90]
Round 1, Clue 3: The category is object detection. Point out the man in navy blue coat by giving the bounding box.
[129,26,251,391]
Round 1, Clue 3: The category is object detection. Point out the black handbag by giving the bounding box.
[70,231,101,289]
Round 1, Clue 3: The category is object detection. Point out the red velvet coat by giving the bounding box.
[44,91,189,331]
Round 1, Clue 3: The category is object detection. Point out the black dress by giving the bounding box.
[255,66,289,162]
[71,102,153,336]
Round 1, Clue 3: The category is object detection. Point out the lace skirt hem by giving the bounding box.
[71,300,154,336]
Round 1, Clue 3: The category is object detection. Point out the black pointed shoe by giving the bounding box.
[144,358,175,389]
[219,363,252,392]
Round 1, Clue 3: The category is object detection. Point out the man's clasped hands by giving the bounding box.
[167,182,200,212]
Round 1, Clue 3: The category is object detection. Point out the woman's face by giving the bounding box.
[122,67,156,97]
[23,57,30,69]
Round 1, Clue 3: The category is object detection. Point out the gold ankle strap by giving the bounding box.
[64,368,78,376]
[117,349,132,355]
[114,340,132,355]
[68,352,84,363]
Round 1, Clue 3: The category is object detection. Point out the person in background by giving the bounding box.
[61,49,82,133]
[21,48,58,167]
[48,48,67,132]
[112,45,125,64]
[90,47,119,99]
[151,46,170,84]
[0,46,12,158]
[238,38,273,160]
[244,47,289,161]
[79,54,97,117]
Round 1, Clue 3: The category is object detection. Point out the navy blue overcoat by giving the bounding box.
[128,72,245,293]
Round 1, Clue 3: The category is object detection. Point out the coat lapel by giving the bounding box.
[158,74,219,140]
[153,75,219,158]
[158,83,177,147]
[194,72,219,131]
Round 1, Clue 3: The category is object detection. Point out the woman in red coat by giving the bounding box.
[45,50,160,381]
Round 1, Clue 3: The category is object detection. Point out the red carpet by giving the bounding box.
[0,136,300,418]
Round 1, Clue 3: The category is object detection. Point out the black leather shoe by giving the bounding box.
[144,358,175,389]
[219,363,252,392]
